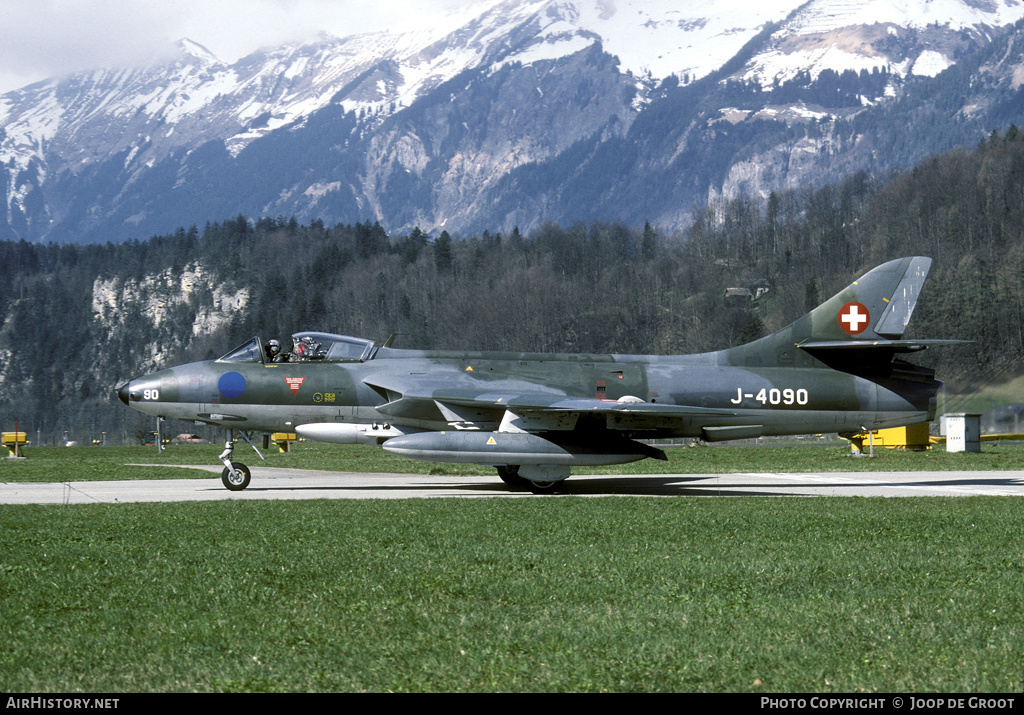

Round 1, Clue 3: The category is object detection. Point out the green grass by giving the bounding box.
[0,498,1021,692]
[4,440,1024,483]
[2,444,1023,692]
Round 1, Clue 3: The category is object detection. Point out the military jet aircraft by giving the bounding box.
[117,256,961,493]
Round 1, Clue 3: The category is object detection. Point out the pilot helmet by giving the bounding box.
[266,339,280,356]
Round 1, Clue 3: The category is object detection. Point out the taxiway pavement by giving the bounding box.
[2,466,1023,504]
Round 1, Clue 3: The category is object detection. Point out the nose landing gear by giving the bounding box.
[218,429,263,491]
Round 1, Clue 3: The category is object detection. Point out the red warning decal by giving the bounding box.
[284,377,306,394]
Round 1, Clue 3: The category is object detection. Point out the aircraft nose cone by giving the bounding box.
[117,383,131,405]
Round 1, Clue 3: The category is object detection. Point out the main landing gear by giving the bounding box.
[218,429,264,491]
[496,465,568,494]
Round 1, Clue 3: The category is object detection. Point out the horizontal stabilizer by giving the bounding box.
[798,338,973,353]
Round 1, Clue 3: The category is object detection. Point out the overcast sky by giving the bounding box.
[0,0,488,95]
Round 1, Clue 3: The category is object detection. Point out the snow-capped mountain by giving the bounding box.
[743,0,1024,83]
[3,0,1024,243]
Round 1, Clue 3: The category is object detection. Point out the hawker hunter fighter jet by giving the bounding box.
[117,256,960,493]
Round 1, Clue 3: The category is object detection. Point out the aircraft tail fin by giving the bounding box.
[725,257,955,369]
[802,255,931,343]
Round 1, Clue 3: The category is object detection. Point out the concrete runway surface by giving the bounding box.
[2,466,1024,504]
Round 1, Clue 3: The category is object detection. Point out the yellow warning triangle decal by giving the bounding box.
[466,365,474,371]
[487,437,497,445]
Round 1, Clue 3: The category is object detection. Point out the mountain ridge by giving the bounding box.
[3,0,1024,243]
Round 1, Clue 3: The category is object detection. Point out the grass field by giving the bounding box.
[1,443,1023,692]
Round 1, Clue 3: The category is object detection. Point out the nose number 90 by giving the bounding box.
[143,389,160,400]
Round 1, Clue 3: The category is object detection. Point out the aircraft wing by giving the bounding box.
[457,395,747,438]
[364,373,737,431]
[439,393,738,417]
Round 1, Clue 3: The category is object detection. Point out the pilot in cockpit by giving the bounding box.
[265,339,281,361]
[265,339,295,363]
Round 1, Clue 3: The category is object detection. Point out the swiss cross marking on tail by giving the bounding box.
[284,377,306,394]
[839,302,870,334]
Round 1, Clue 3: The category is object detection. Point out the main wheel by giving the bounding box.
[221,462,251,491]
[525,479,565,494]
[496,465,528,488]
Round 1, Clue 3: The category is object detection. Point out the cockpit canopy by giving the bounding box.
[218,332,377,364]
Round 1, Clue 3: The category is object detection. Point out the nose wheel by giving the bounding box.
[221,462,251,491]
[218,430,262,490]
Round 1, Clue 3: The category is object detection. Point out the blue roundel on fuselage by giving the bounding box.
[218,371,246,399]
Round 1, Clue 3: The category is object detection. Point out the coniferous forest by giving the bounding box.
[2,129,1024,444]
